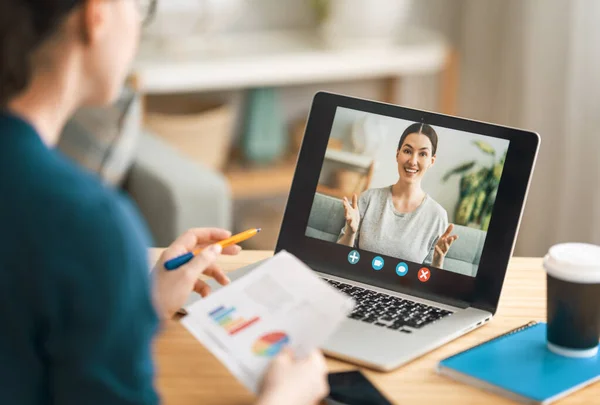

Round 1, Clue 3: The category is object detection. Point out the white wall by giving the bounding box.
[453,0,600,256]
[324,108,509,222]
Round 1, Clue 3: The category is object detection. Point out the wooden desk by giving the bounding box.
[152,250,598,404]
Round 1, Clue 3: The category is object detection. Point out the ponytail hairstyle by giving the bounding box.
[0,0,82,107]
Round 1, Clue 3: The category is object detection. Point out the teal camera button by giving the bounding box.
[372,256,385,271]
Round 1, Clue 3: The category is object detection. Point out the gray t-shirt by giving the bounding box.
[339,186,448,265]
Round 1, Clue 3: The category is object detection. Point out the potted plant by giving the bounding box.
[443,141,506,231]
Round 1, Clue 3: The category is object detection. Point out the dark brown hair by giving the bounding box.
[397,123,438,155]
[0,0,82,107]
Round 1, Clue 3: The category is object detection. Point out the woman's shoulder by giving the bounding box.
[35,151,119,213]
[26,150,149,246]
[359,186,390,202]
[0,111,149,249]
[423,195,449,222]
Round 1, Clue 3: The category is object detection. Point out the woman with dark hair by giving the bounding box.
[338,123,458,269]
[0,1,328,404]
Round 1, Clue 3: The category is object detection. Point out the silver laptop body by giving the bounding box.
[189,259,491,371]
[185,93,538,371]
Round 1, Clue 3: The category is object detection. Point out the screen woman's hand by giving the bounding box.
[432,224,459,269]
[342,194,360,234]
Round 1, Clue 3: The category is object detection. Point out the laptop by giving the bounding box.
[194,92,540,371]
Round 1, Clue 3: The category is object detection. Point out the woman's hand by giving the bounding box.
[152,228,241,320]
[257,349,329,405]
[432,224,459,269]
[342,194,360,234]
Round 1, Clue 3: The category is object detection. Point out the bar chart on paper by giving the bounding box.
[180,251,355,393]
[209,305,261,336]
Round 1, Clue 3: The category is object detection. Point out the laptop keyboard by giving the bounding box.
[324,279,453,333]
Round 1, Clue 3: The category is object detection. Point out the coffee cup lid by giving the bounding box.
[544,243,600,283]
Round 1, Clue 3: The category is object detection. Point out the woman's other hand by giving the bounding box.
[152,228,242,320]
[432,224,459,268]
[257,349,329,405]
[342,194,360,234]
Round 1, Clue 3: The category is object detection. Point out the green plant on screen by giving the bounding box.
[310,0,331,24]
[442,141,506,231]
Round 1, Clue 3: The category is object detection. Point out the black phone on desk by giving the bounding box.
[325,371,393,405]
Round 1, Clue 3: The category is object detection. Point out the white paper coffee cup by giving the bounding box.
[544,243,600,358]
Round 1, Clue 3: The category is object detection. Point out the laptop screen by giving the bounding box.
[304,107,510,281]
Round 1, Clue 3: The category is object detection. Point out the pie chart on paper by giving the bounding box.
[252,332,290,357]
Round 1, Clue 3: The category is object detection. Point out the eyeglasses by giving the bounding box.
[137,0,157,26]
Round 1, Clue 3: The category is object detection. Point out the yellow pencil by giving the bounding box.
[164,228,261,270]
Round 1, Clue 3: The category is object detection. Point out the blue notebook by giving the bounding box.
[437,321,600,404]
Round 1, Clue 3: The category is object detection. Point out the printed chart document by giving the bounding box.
[181,251,355,393]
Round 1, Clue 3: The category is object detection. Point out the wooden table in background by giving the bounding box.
[151,250,598,405]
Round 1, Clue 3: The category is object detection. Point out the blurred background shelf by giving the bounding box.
[324,149,373,169]
[134,29,450,95]
[317,149,376,200]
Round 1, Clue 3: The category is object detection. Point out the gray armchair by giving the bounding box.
[306,192,484,276]
[442,224,486,277]
[57,89,232,247]
[124,131,232,247]
[306,193,346,242]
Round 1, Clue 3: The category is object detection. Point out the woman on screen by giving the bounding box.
[337,123,458,269]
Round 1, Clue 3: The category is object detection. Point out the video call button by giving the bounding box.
[418,267,431,282]
[396,262,409,277]
[372,256,385,271]
[348,250,360,265]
